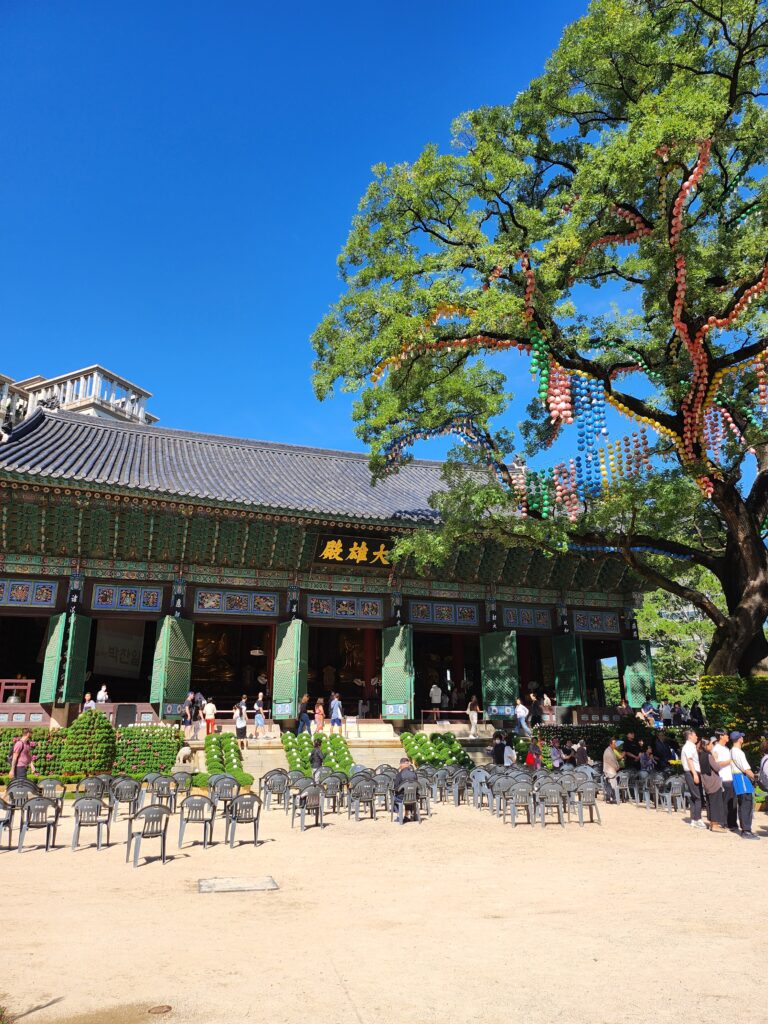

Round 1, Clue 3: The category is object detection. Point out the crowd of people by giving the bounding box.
[602,727,767,840]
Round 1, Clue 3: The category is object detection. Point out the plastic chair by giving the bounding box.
[431,769,449,803]
[150,776,179,813]
[111,779,141,822]
[373,774,393,811]
[489,777,513,816]
[451,771,469,807]
[287,770,306,785]
[17,797,59,852]
[313,767,333,784]
[291,785,324,831]
[503,783,535,826]
[72,798,111,850]
[574,783,602,826]
[76,777,106,799]
[225,793,262,847]
[536,783,565,827]
[417,778,432,817]
[210,777,241,818]
[320,776,342,813]
[263,774,288,811]
[172,772,194,799]
[616,771,632,804]
[391,783,420,825]
[658,776,685,813]
[0,797,13,849]
[348,780,376,821]
[178,795,215,849]
[38,778,66,816]
[126,806,171,867]
[6,780,41,830]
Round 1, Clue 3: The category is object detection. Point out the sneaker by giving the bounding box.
[741,831,760,840]
[690,820,708,829]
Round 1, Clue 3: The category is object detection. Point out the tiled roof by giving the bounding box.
[0,409,446,523]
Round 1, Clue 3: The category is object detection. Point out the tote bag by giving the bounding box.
[732,770,754,796]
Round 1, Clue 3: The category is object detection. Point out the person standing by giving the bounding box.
[622,730,642,771]
[429,682,442,716]
[730,731,759,840]
[313,697,326,734]
[310,738,324,772]
[602,738,623,803]
[661,700,672,728]
[329,692,343,735]
[81,692,96,713]
[490,732,505,766]
[253,692,266,740]
[681,728,706,829]
[527,736,542,771]
[203,697,217,736]
[10,728,34,780]
[233,705,248,750]
[296,693,312,735]
[689,700,705,729]
[712,728,737,830]
[528,692,543,727]
[550,737,564,770]
[514,697,531,737]
[392,756,418,822]
[503,733,517,767]
[699,736,726,833]
[574,739,589,767]
[182,691,195,740]
[467,695,480,739]
[96,684,110,704]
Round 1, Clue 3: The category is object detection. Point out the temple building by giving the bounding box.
[0,366,654,729]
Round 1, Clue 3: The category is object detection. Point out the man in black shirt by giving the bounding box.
[623,730,642,771]
[393,757,418,822]
[653,731,677,770]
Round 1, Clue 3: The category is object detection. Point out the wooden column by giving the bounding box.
[363,627,377,684]
[451,633,465,684]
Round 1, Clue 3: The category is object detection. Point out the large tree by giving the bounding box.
[313,0,768,676]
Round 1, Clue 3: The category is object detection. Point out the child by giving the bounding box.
[313,697,326,734]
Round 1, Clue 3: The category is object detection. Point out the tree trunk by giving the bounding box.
[705,487,768,676]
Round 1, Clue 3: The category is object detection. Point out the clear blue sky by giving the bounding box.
[0,0,589,452]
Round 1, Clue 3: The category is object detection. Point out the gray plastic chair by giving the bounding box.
[536,783,566,827]
[503,783,535,826]
[225,793,262,847]
[291,785,324,831]
[126,806,171,867]
[17,797,58,852]
[6,780,41,831]
[76,777,106,799]
[72,798,111,850]
[172,772,193,799]
[150,776,179,813]
[451,770,469,806]
[658,776,685,813]
[417,778,432,817]
[391,782,420,825]
[320,776,342,813]
[210,777,241,818]
[263,773,288,810]
[38,778,66,816]
[348,780,376,821]
[0,797,13,849]
[178,795,215,849]
[110,779,141,822]
[574,783,602,826]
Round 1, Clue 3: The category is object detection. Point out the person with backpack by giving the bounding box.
[730,731,759,840]
[10,728,34,780]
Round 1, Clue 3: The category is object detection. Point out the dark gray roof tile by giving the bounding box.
[0,409,446,523]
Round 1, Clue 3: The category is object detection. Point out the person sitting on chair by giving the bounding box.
[392,756,418,822]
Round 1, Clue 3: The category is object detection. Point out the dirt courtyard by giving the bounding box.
[2,795,765,1024]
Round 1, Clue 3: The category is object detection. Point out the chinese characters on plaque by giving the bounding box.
[314,535,392,568]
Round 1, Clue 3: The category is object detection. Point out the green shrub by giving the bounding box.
[700,675,768,737]
[60,711,116,777]
[113,724,183,776]
[0,727,68,779]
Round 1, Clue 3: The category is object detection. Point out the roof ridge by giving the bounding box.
[33,409,446,468]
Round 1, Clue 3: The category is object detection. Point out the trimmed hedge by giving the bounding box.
[402,732,473,769]
[59,711,116,777]
[282,731,354,777]
[203,734,254,786]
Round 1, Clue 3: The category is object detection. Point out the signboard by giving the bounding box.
[314,534,393,569]
[94,619,145,679]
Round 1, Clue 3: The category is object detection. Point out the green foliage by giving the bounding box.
[202,734,254,786]
[59,711,116,777]
[0,727,67,780]
[113,724,183,777]
[281,731,354,777]
[401,731,473,769]
[699,675,768,736]
[312,0,768,676]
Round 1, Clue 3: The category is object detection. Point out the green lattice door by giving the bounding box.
[272,619,308,719]
[480,631,518,714]
[621,639,656,705]
[381,625,414,719]
[39,614,66,703]
[552,635,584,705]
[151,616,195,706]
[61,614,93,703]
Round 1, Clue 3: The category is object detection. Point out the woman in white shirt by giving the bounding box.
[680,729,706,828]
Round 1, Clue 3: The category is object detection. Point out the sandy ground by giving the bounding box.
[1,792,765,1024]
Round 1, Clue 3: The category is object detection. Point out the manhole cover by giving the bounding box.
[198,876,279,893]
[148,1007,172,1015]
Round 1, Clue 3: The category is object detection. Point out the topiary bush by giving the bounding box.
[204,733,253,786]
[0,727,68,783]
[401,732,472,769]
[59,710,116,777]
[281,731,354,777]
[113,724,183,778]
[700,674,768,737]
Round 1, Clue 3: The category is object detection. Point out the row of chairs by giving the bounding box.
[464,764,603,827]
